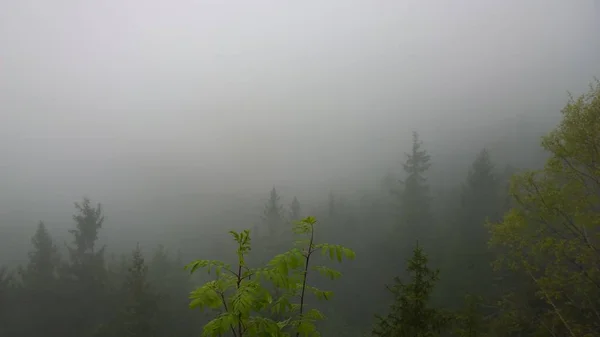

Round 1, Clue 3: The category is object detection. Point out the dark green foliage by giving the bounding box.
[373,243,449,337]
[263,187,285,237]
[62,198,110,337]
[398,132,432,240]
[121,245,159,336]
[0,267,18,336]
[451,295,484,337]
[20,221,60,288]
[96,245,159,337]
[490,80,600,336]
[16,222,64,336]
[447,149,504,300]
[70,197,105,255]
[65,198,107,286]
[148,245,199,337]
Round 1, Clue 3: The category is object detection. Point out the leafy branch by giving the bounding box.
[185,216,355,337]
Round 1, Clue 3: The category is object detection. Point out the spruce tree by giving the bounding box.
[120,245,159,337]
[97,245,159,337]
[64,197,109,337]
[456,149,501,296]
[20,221,60,288]
[290,196,301,221]
[461,148,499,221]
[67,197,106,282]
[399,131,432,239]
[373,243,449,337]
[148,245,197,337]
[262,187,284,237]
[0,267,16,336]
[18,222,63,336]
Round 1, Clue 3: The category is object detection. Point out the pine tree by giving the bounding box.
[67,197,106,282]
[262,187,284,237]
[120,245,159,337]
[461,148,499,220]
[398,132,432,239]
[456,148,501,296]
[97,245,159,337]
[0,267,17,336]
[20,221,60,288]
[148,245,197,337]
[290,196,301,220]
[63,197,109,337]
[373,243,449,337]
[17,222,63,336]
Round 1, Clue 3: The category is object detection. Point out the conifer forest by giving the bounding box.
[1,1,600,336]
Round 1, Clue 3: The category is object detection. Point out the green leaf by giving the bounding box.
[312,265,342,280]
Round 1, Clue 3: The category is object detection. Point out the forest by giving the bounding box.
[0,79,598,337]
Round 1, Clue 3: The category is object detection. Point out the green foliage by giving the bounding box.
[373,243,449,337]
[70,197,105,255]
[95,245,160,337]
[441,148,504,304]
[451,295,484,337]
[20,221,60,288]
[489,80,600,336]
[185,216,355,337]
[397,131,433,239]
[263,187,285,237]
[66,197,107,285]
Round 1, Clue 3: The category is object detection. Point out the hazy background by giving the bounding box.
[1,0,599,265]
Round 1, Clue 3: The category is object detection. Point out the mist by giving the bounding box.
[0,1,599,336]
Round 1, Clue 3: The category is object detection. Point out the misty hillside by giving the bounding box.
[1,0,600,337]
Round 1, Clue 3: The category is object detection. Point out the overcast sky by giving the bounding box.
[0,0,599,210]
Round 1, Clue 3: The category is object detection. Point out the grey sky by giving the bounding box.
[0,0,599,211]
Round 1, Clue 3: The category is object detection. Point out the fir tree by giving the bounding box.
[455,148,501,297]
[373,243,449,337]
[17,222,63,336]
[290,196,301,221]
[120,245,159,337]
[20,221,60,288]
[66,197,107,283]
[0,267,17,336]
[262,187,284,237]
[461,148,499,219]
[97,245,159,337]
[70,197,104,254]
[148,245,197,337]
[398,131,432,239]
[63,197,109,337]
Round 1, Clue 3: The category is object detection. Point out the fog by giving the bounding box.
[1,0,598,257]
[0,1,600,332]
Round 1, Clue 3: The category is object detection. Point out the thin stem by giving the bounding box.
[527,270,576,337]
[219,292,238,337]
[296,224,315,337]
[237,247,243,337]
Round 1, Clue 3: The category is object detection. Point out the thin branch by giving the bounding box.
[296,223,315,337]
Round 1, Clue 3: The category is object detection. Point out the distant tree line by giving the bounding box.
[0,80,599,336]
